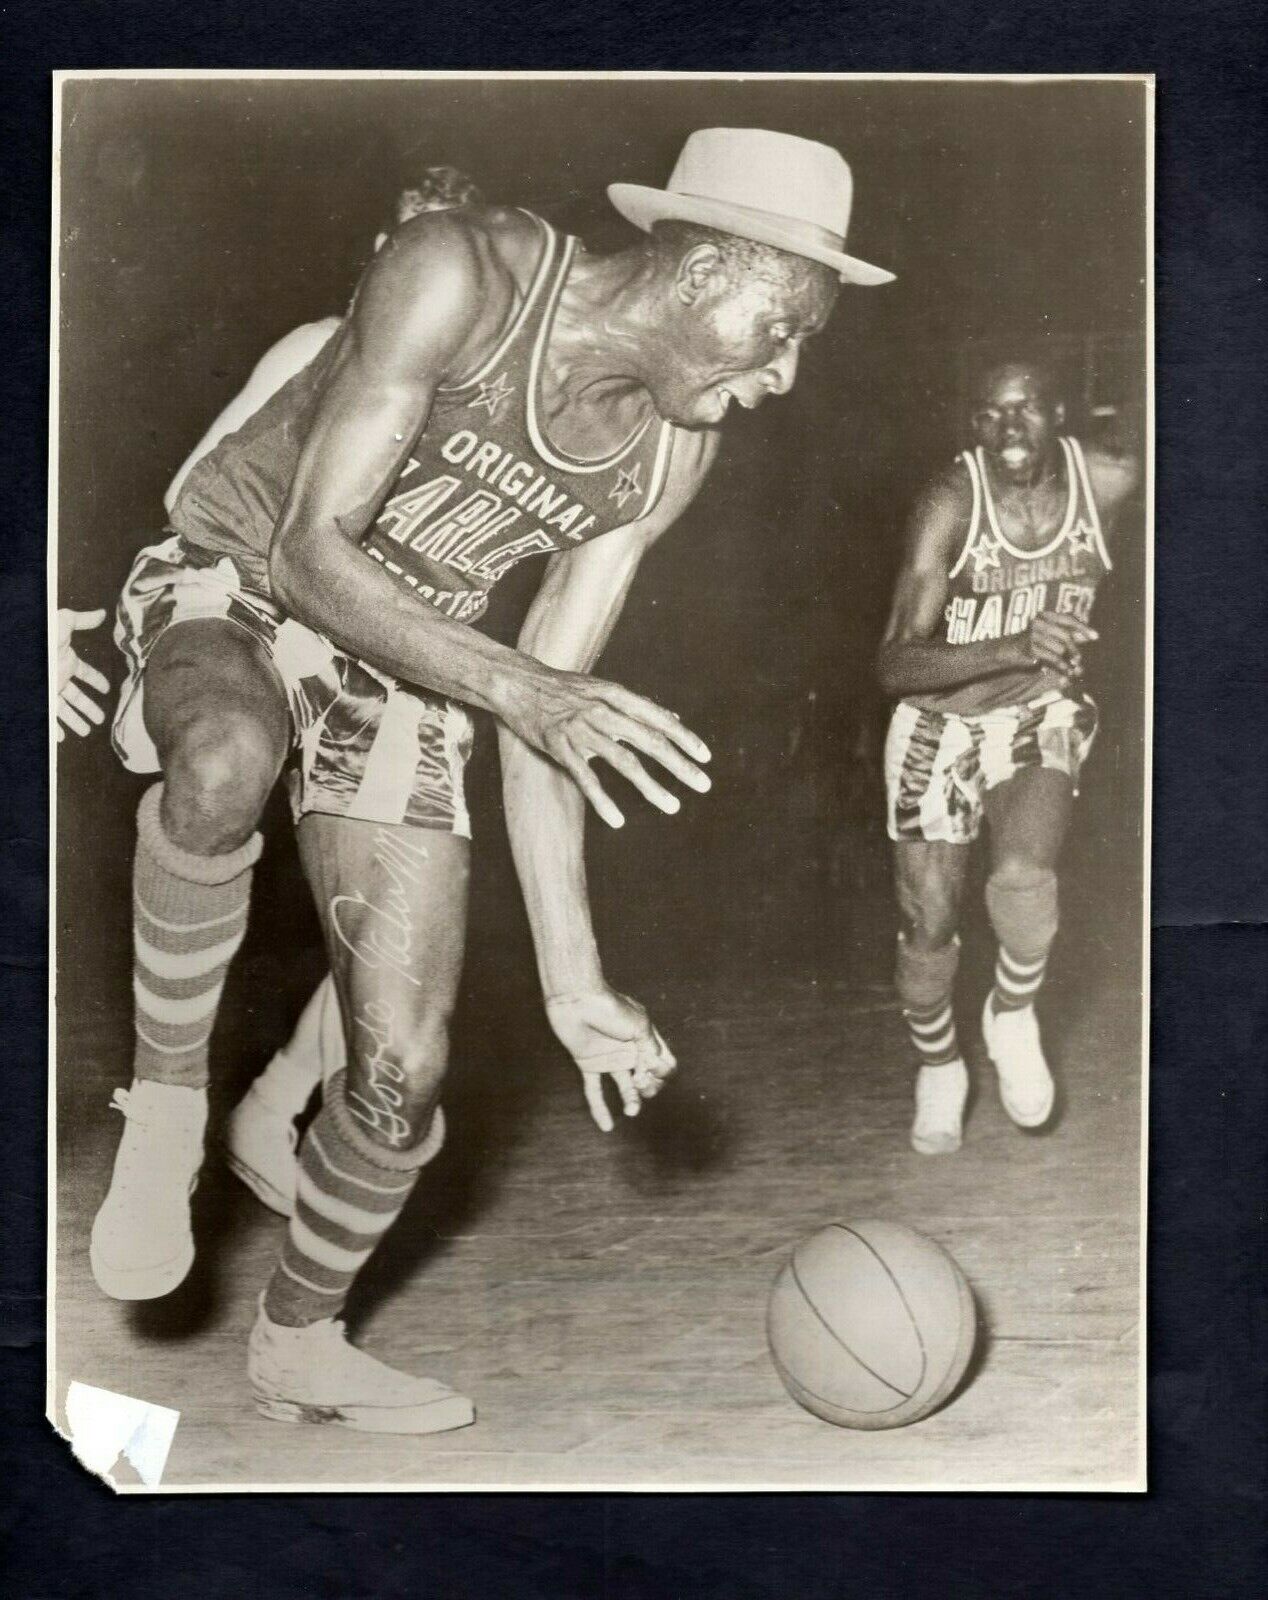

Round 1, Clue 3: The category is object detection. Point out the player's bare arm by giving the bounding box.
[876,465,1096,698]
[268,212,710,814]
[1084,442,1142,541]
[500,429,719,1131]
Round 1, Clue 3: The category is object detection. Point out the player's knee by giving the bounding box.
[985,864,1059,956]
[897,878,960,948]
[163,713,283,851]
[896,929,960,1009]
[989,855,1054,893]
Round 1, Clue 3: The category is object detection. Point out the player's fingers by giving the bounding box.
[649,1025,677,1074]
[594,683,711,764]
[629,1029,673,1083]
[590,734,683,816]
[1039,610,1098,641]
[1028,628,1075,669]
[609,1066,641,1119]
[68,607,107,630]
[591,707,712,794]
[57,703,92,737]
[559,749,626,830]
[583,1073,614,1133]
[61,682,106,723]
[74,659,111,694]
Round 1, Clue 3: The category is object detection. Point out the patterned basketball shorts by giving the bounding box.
[112,535,474,835]
[884,692,1098,845]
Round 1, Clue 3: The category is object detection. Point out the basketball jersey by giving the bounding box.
[169,214,677,630]
[912,436,1113,715]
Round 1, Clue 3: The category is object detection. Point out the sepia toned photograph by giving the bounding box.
[50,71,1150,1492]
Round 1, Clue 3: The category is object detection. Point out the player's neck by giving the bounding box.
[544,247,670,416]
[985,446,1063,499]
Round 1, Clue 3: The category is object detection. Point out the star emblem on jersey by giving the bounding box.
[1066,518,1099,560]
[609,461,644,510]
[970,534,1003,573]
[468,371,515,419]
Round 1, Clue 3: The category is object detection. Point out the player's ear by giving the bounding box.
[676,243,725,306]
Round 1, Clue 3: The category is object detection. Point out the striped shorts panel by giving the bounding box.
[884,693,1098,845]
[111,536,474,836]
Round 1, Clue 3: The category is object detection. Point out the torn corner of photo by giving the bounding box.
[56,1380,180,1492]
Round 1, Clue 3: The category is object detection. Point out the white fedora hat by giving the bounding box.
[608,127,894,287]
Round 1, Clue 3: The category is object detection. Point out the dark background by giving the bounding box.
[2,37,1264,1600]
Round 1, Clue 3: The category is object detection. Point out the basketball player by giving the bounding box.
[90,128,893,1432]
[878,360,1138,1154]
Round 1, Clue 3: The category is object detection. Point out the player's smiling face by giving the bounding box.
[972,366,1064,485]
[654,254,838,428]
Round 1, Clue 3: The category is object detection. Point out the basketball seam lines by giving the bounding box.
[789,1254,912,1403]
[831,1224,930,1395]
[769,1345,909,1419]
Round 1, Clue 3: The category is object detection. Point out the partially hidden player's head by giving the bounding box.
[971,361,1066,486]
[374,165,484,249]
[607,128,893,429]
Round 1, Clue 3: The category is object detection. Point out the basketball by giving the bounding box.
[767,1220,977,1429]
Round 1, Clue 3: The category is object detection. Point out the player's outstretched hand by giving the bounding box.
[503,665,711,829]
[56,607,110,741]
[545,988,677,1133]
[1021,610,1098,680]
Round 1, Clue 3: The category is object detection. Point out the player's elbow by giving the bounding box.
[875,640,903,699]
[268,531,319,625]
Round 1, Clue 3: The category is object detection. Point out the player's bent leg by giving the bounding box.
[894,842,970,1155]
[224,974,344,1218]
[91,621,288,1300]
[979,768,1073,1129]
[249,815,474,1434]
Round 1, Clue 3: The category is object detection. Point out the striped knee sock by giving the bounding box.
[132,784,262,1088]
[263,1071,445,1327]
[896,934,962,1068]
[903,999,962,1067]
[991,945,1049,1013]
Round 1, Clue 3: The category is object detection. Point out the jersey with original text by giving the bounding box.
[168,213,677,629]
[911,436,1112,715]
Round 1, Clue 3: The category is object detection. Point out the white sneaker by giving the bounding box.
[89,1079,207,1300]
[248,1299,475,1435]
[911,1059,969,1154]
[224,1083,300,1218]
[982,997,1055,1128]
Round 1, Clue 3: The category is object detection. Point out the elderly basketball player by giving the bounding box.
[91,129,893,1433]
[878,360,1139,1155]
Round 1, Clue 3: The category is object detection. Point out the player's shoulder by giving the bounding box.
[1075,436,1141,509]
[383,204,541,298]
[899,455,976,568]
[916,453,977,525]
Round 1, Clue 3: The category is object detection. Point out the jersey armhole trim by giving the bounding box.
[946,451,981,579]
[634,421,676,523]
[1068,435,1113,570]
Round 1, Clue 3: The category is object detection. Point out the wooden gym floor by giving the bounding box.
[51,782,1144,1492]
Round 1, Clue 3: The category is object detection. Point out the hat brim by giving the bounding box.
[607,183,895,287]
